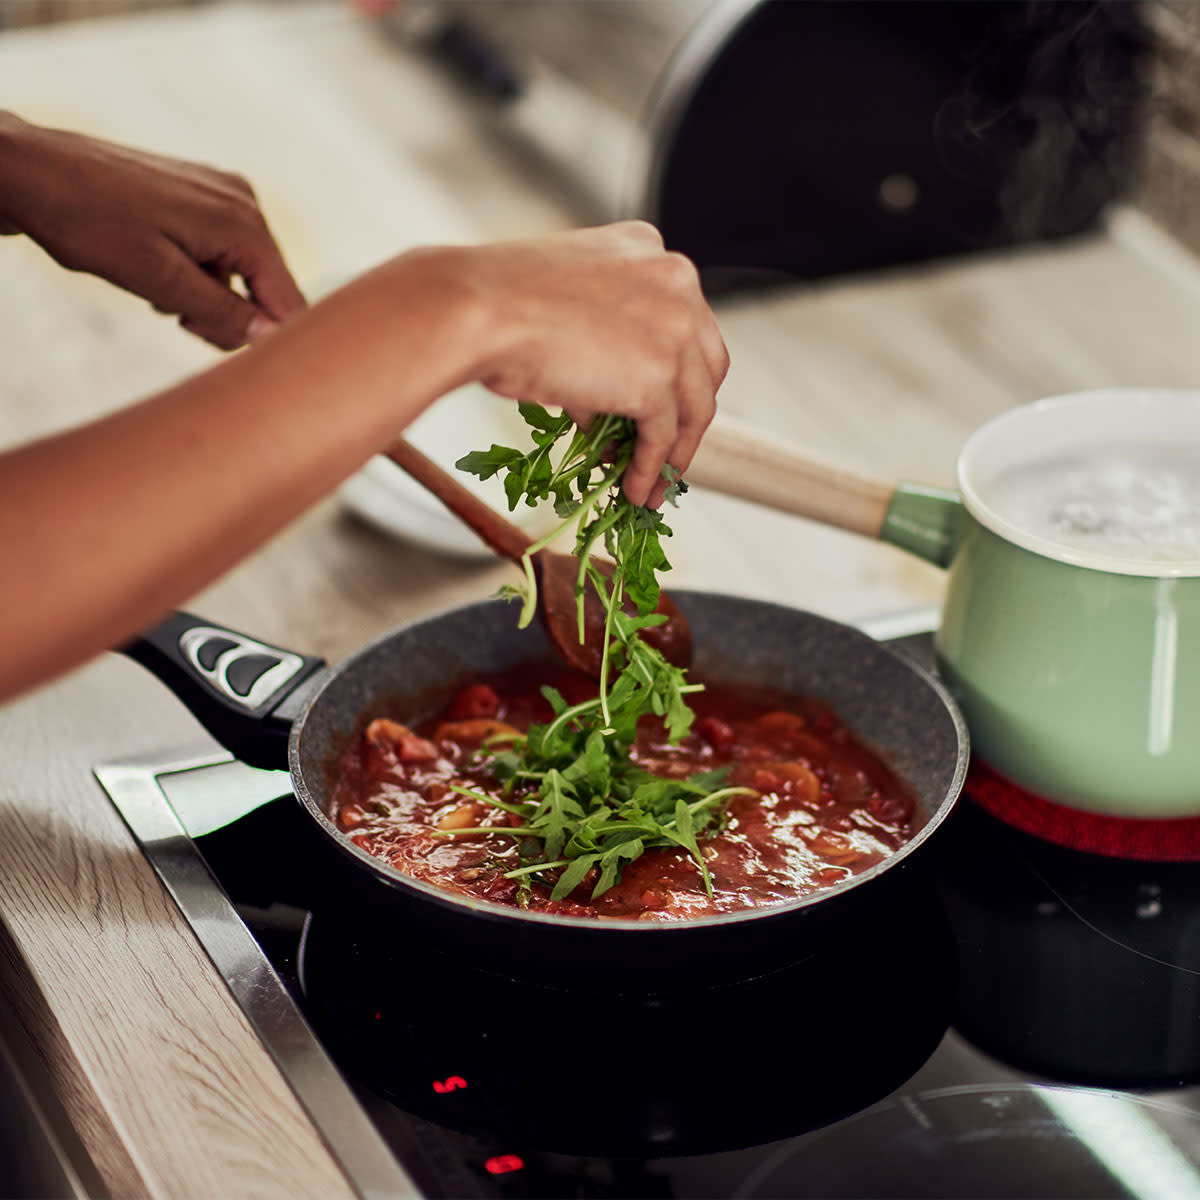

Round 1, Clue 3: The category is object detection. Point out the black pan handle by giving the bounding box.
[119,611,328,770]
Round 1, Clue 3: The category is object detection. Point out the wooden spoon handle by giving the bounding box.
[384,438,532,563]
[685,415,897,539]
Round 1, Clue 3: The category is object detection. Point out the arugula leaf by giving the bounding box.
[518,402,572,435]
[550,853,602,902]
[455,444,524,481]
[452,404,752,903]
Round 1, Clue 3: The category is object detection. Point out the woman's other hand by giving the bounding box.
[0,111,305,349]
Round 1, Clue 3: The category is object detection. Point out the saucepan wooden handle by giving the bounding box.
[685,415,897,539]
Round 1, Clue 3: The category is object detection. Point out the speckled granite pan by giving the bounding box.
[287,591,968,990]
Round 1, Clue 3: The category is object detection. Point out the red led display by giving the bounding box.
[431,1075,468,1094]
[485,1155,525,1175]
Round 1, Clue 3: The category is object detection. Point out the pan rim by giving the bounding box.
[288,590,969,934]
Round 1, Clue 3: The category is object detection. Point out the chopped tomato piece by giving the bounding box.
[753,710,827,757]
[364,718,438,761]
[432,718,521,746]
[694,715,734,754]
[444,683,502,720]
[436,801,483,831]
[365,717,411,746]
[747,760,821,805]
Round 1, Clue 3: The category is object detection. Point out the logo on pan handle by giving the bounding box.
[178,626,308,711]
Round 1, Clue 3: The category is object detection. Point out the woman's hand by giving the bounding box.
[420,221,729,506]
[0,112,305,349]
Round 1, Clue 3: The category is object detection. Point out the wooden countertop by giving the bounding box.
[5,2,1200,1195]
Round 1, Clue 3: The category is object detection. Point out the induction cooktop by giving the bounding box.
[94,621,1200,1199]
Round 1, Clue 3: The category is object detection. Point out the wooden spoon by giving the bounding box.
[383,439,692,677]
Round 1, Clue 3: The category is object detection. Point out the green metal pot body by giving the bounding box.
[881,388,1200,818]
[935,518,1200,817]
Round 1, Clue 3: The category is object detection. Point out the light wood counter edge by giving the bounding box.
[0,656,362,1200]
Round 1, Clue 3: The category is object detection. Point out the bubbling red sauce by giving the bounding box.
[328,662,920,921]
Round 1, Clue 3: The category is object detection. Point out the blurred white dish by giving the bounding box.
[339,383,555,561]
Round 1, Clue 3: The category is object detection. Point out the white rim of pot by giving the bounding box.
[957,388,1200,579]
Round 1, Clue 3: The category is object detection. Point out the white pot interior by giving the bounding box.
[958,388,1200,578]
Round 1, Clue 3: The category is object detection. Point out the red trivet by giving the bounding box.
[965,760,1200,862]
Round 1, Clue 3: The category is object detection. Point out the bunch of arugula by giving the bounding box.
[452,404,748,904]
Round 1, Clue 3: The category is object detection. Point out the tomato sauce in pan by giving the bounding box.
[328,663,920,921]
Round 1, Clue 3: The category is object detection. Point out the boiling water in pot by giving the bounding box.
[980,444,1200,567]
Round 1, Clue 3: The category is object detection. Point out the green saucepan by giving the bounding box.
[690,388,1200,818]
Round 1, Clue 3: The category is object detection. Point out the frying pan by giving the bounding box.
[122,591,968,989]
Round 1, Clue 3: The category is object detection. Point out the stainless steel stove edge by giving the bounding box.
[93,747,423,1200]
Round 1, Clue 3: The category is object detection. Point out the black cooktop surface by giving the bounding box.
[212,783,1200,1196]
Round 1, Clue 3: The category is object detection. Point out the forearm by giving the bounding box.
[0,111,38,233]
[0,221,725,703]
[0,252,487,701]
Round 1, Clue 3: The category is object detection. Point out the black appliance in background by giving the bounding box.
[400,0,1157,292]
[647,0,1156,290]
